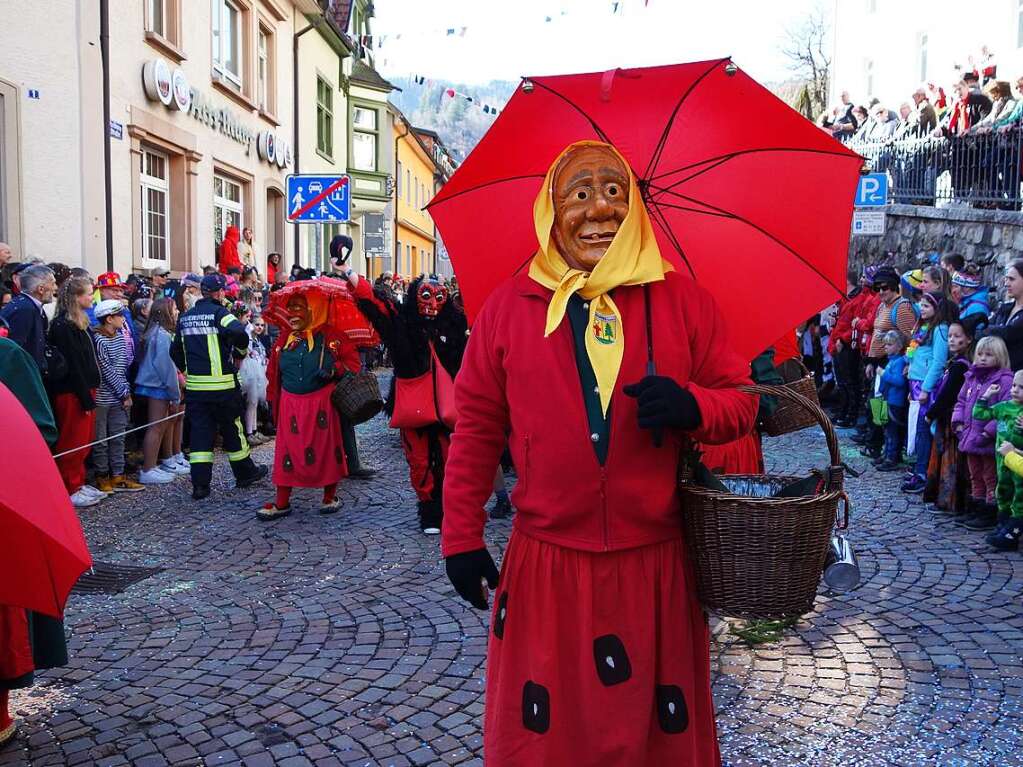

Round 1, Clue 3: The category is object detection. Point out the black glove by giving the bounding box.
[445,548,500,610]
[622,375,702,431]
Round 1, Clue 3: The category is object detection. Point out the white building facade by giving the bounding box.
[831,0,1023,111]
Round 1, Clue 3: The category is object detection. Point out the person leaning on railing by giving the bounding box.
[986,76,1023,133]
[969,81,1017,134]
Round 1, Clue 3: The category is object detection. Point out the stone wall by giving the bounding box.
[848,204,1023,284]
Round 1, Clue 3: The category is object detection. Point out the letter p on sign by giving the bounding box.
[855,173,888,207]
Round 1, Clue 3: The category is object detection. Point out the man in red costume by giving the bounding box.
[441,141,756,764]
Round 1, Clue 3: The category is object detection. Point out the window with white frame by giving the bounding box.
[212,0,242,87]
[919,33,928,81]
[148,0,166,36]
[1018,0,1023,48]
[352,106,378,171]
[396,161,402,197]
[405,168,411,203]
[141,148,170,264]
[415,178,419,209]
[257,25,271,111]
[214,173,244,250]
[317,77,333,157]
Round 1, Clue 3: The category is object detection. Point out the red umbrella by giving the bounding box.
[264,277,379,347]
[428,58,863,360]
[0,383,91,618]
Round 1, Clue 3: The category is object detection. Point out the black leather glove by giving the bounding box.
[623,375,702,431]
[445,548,500,610]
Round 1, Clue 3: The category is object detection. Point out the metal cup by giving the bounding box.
[823,533,860,592]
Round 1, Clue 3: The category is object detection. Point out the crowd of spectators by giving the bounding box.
[0,236,452,510]
[804,251,1023,551]
[820,49,1023,207]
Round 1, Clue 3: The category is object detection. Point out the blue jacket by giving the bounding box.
[880,354,909,406]
[908,323,949,393]
[959,288,990,320]
[133,327,180,402]
[0,293,47,372]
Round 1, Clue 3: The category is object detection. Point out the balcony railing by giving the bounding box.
[846,127,1023,210]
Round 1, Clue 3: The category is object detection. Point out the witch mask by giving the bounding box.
[551,145,630,272]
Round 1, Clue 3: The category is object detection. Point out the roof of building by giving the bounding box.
[351,60,396,92]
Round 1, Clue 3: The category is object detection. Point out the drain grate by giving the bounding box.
[72,562,165,595]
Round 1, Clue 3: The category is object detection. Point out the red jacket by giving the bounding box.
[827,288,867,355]
[853,291,881,352]
[218,225,242,274]
[442,272,757,557]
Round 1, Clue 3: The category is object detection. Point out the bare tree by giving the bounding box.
[781,4,831,120]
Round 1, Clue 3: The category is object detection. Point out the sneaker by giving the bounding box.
[877,460,903,472]
[246,433,263,447]
[963,504,998,531]
[139,467,175,485]
[990,517,1023,551]
[901,475,927,494]
[171,453,190,470]
[236,464,269,490]
[111,475,146,492]
[257,503,291,521]
[985,514,1012,545]
[80,484,108,499]
[159,458,191,476]
[95,476,115,494]
[70,488,101,508]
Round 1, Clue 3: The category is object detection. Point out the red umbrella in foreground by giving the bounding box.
[264,277,379,346]
[0,383,91,618]
[428,58,863,360]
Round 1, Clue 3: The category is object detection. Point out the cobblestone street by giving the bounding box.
[2,415,1022,767]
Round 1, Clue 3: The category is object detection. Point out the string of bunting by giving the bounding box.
[409,75,503,116]
[371,0,651,50]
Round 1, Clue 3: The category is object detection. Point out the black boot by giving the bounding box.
[954,497,980,526]
[418,499,443,535]
[963,501,998,531]
[489,496,513,520]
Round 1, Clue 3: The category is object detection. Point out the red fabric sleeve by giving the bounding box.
[827,298,853,355]
[684,287,758,446]
[442,305,510,558]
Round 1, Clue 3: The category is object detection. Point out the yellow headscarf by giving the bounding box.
[528,140,672,415]
[286,290,329,350]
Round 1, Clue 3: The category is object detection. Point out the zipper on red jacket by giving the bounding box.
[600,467,609,551]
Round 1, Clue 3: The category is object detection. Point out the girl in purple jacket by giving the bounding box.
[952,336,1013,530]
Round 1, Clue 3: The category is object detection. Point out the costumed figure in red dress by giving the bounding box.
[345,269,468,534]
[441,141,756,765]
[258,289,361,520]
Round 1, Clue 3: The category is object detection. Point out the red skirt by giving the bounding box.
[484,530,720,766]
[272,385,347,488]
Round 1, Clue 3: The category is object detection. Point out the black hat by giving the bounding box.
[329,234,354,265]
[870,266,899,288]
[201,273,226,292]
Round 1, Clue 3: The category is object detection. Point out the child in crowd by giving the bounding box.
[876,331,910,471]
[995,439,1023,550]
[903,292,954,492]
[923,321,974,514]
[235,303,270,446]
[952,336,1013,530]
[91,299,144,492]
[975,370,1023,550]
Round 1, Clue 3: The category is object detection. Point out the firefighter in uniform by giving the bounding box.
[170,273,267,499]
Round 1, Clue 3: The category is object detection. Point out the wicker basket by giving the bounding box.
[760,359,821,437]
[331,370,384,425]
[679,384,849,620]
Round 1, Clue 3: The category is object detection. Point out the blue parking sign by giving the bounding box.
[854,173,888,207]
[286,174,351,223]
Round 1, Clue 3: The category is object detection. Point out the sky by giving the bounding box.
[373,0,827,87]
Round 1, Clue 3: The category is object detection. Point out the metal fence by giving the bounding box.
[847,128,1023,209]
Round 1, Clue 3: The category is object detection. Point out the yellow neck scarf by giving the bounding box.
[528,141,672,415]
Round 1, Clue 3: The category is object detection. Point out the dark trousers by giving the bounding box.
[913,409,934,478]
[884,404,908,462]
[835,345,862,419]
[185,390,258,489]
[340,413,362,471]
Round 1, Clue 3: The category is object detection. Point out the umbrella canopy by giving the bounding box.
[264,277,379,347]
[0,383,91,617]
[429,58,863,360]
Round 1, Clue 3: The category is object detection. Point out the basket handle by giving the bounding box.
[739,383,841,472]
[837,491,851,530]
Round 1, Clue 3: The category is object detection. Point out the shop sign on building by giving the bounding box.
[140,59,290,168]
